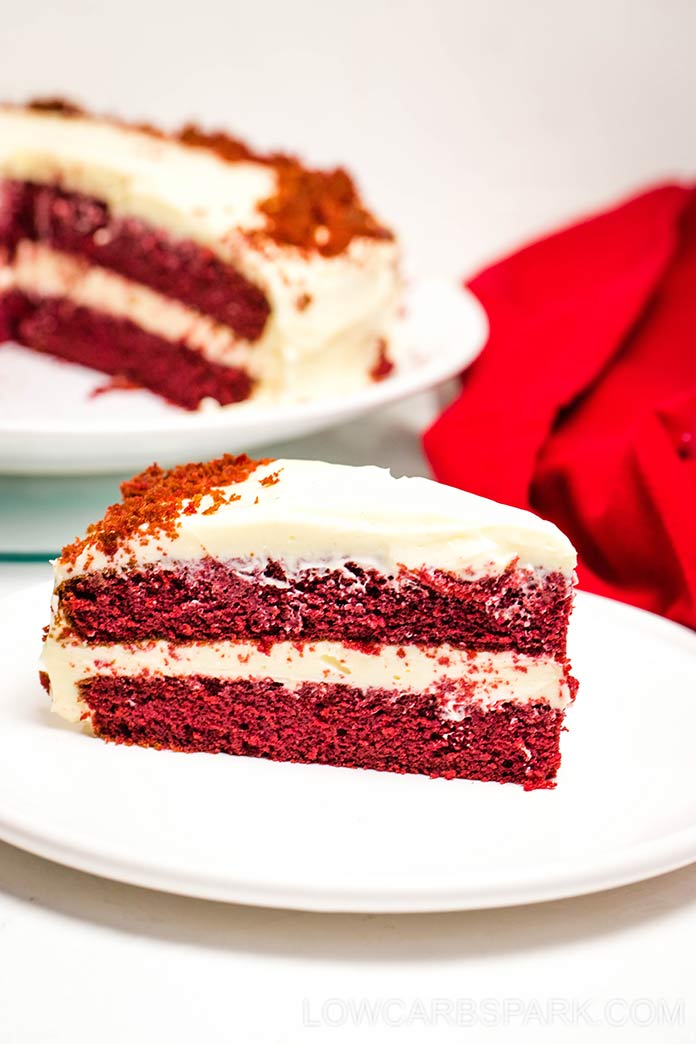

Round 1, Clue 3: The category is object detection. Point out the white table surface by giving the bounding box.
[1,391,694,1043]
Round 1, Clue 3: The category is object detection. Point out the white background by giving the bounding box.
[2,0,695,281]
[1,1,695,1041]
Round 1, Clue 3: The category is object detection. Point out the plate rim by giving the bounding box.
[0,796,694,913]
[0,584,694,912]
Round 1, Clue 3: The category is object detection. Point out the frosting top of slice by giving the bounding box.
[57,456,577,579]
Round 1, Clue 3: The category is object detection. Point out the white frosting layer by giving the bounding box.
[0,108,274,243]
[41,634,571,725]
[56,459,577,581]
[9,241,254,368]
[234,236,400,400]
[0,108,401,403]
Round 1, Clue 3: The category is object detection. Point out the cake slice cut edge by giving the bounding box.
[40,455,578,789]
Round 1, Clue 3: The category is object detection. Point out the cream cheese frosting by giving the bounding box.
[55,459,577,581]
[41,635,572,725]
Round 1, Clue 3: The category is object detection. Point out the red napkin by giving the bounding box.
[424,184,696,629]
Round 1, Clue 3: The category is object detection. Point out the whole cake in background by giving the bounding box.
[41,455,578,790]
[0,100,400,409]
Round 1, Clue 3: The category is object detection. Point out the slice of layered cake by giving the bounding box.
[41,455,578,789]
[0,100,399,409]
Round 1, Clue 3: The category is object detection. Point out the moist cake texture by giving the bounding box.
[0,101,400,408]
[41,455,578,789]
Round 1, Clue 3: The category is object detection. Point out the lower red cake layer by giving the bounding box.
[80,675,564,789]
[59,559,573,655]
[0,180,270,340]
[0,290,252,409]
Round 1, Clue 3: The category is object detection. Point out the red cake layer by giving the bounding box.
[0,287,28,341]
[80,674,564,788]
[0,180,270,340]
[2,292,252,409]
[59,559,572,655]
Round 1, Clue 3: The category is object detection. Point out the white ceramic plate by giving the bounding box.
[1,581,695,912]
[0,278,486,475]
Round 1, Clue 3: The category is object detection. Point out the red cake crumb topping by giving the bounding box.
[178,125,392,257]
[253,163,392,257]
[62,454,270,563]
[15,99,394,258]
[369,338,394,381]
[26,97,82,117]
[90,374,142,399]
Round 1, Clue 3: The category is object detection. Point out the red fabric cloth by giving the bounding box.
[424,184,696,628]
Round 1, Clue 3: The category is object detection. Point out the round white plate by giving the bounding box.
[0,278,487,475]
[1,581,695,912]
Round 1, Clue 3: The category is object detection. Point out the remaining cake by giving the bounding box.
[0,100,399,409]
[40,455,578,789]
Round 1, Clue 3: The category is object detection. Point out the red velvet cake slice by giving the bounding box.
[0,101,399,409]
[40,455,578,789]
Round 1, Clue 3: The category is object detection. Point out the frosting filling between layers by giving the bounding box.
[41,634,573,724]
[1,182,271,339]
[6,241,257,369]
